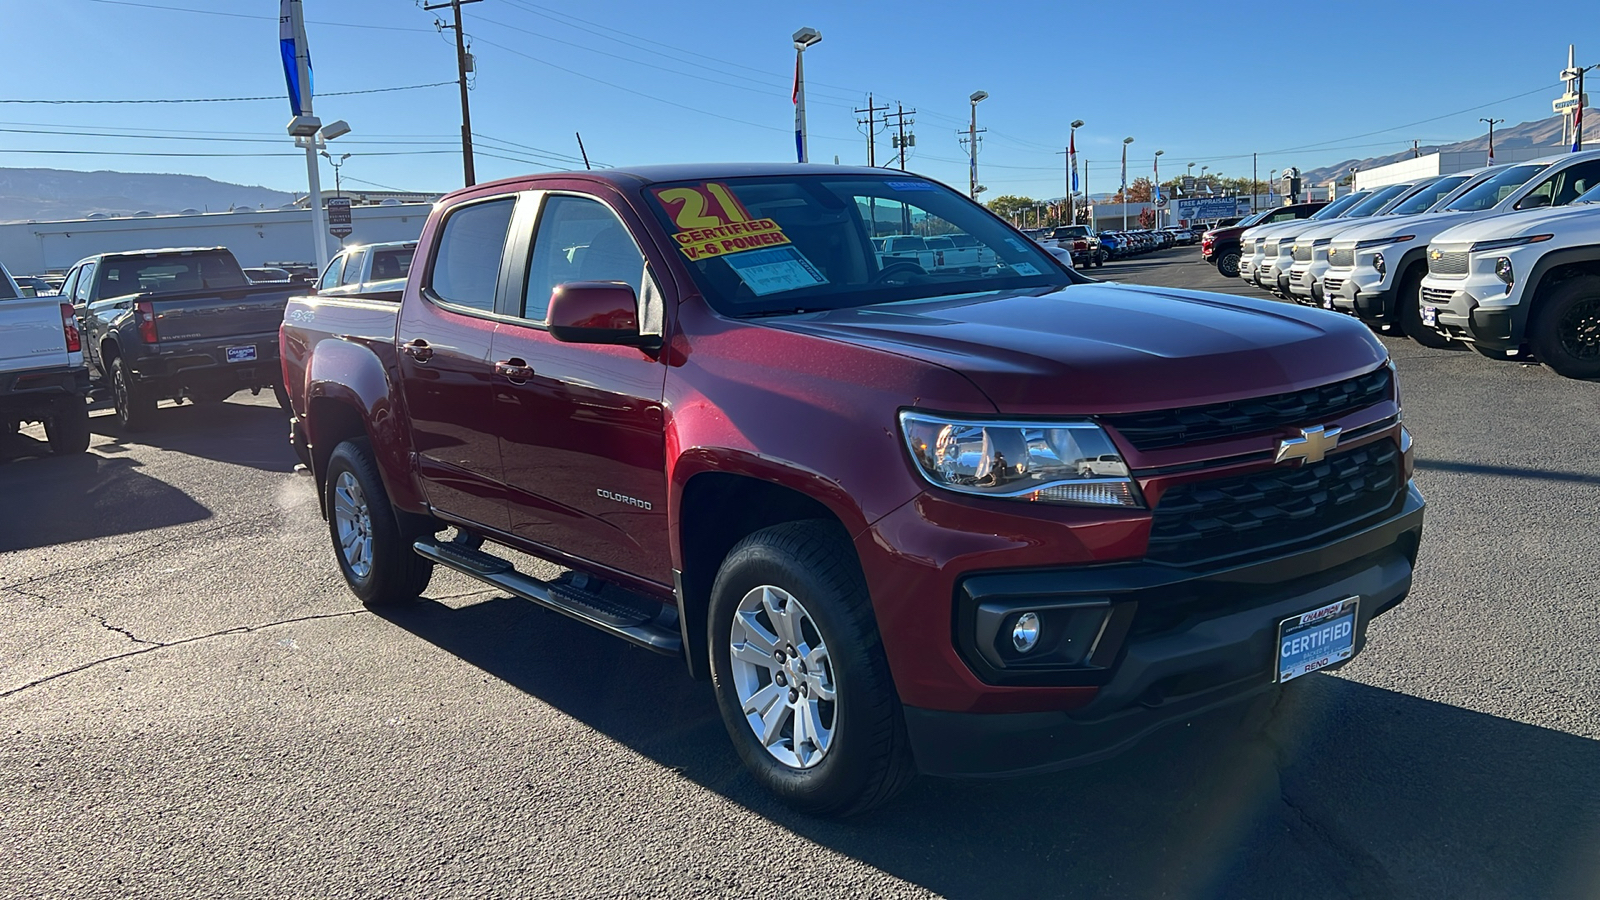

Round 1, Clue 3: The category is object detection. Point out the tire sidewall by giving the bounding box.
[708,531,887,811]
[45,399,91,455]
[323,439,429,606]
[1219,251,1241,277]
[1531,277,1600,379]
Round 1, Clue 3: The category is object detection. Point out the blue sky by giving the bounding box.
[1,0,1584,200]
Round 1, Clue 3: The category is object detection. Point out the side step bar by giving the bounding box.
[413,538,682,656]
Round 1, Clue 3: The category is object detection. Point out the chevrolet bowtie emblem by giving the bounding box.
[1430,250,1442,260]
[1276,425,1341,465]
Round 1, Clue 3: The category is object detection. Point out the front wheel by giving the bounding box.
[1529,275,1600,379]
[1217,251,1241,278]
[324,438,433,606]
[708,521,915,817]
[44,399,91,455]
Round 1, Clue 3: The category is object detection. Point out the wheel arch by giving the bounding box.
[1519,247,1600,340]
[303,338,424,519]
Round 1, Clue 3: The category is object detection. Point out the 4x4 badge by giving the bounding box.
[1276,425,1341,465]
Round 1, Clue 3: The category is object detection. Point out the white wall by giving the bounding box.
[0,203,432,275]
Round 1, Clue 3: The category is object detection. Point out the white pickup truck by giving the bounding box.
[0,260,91,453]
[872,234,993,275]
[314,240,417,299]
[1419,187,1600,378]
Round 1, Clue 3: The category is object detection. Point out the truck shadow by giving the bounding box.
[378,594,1600,900]
[87,399,296,473]
[0,447,210,552]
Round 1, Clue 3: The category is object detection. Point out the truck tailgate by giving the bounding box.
[151,285,299,343]
[0,298,67,370]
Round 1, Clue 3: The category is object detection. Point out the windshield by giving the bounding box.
[101,252,247,295]
[1233,210,1273,228]
[1343,184,1413,217]
[1389,175,1471,215]
[646,175,1073,316]
[1309,193,1369,220]
[1443,164,1547,212]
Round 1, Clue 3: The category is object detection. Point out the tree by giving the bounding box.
[986,195,1041,221]
[1106,177,1154,204]
[1138,208,1156,229]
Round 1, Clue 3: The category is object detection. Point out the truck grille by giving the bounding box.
[1291,269,1306,282]
[1327,248,1355,268]
[1420,285,1454,307]
[1147,441,1403,566]
[1428,250,1469,277]
[1292,244,1313,263]
[1323,276,1345,295]
[1102,366,1392,451]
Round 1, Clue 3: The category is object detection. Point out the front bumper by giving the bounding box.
[1332,268,1400,324]
[1418,275,1524,349]
[904,483,1424,777]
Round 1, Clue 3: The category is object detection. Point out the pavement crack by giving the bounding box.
[0,607,371,700]
[10,586,161,648]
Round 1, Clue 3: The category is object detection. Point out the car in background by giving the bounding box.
[1037,225,1105,268]
[1242,195,1370,290]
[244,267,293,283]
[1283,181,1437,304]
[12,275,56,297]
[0,258,90,453]
[315,241,418,299]
[1203,204,1323,278]
[263,261,319,288]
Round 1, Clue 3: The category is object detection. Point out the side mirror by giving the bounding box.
[546,281,655,347]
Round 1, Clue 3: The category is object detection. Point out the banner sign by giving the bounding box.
[280,0,313,117]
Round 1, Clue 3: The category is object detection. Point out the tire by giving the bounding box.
[708,520,915,817]
[109,354,156,432]
[44,398,92,455]
[1528,275,1600,380]
[1398,269,1456,349]
[1217,250,1241,278]
[324,438,433,606]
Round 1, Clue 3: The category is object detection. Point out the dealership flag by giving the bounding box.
[1069,131,1078,192]
[1574,106,1584,153]
[280,0,313,118]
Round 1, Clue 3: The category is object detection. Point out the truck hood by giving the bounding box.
[1241,219,1306,243]
[1327,210,1483,247]
[1428,203,1600,246]
[767,284,1388,415]
[1290,218,1383,244]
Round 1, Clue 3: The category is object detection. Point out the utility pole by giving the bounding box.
[854,94,888,166]
[887,103,916,170]
[963,91,989,199]
[1479,117,1503,165]
[425,0,482,187]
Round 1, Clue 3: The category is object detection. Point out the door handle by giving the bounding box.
[495,358,535,384]
[402,339,434,362]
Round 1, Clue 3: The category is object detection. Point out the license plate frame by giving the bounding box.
[1421,306,1438,326]
[226,344,258,364]
[1276,597,1359,683]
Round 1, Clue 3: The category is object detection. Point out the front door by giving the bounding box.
[397,194,520,532]
[488,192,672,584]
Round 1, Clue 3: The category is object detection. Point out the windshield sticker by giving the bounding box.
[722,245,829,296]
[1008,262,1042,276]
[652,183,792,261]
[885,181,938,191]
[1004,237,1029,253]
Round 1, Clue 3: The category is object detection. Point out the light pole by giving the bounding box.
[1153,149,1164,228]
[968,90,988,198]
[320,151,350,198]
[1069,118,1084,225]
[1120,136,1133,230]
[1478,117,1504,164]
[792,27,821,163]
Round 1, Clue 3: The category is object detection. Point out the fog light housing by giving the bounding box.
[1373,252,1386,277]
[1495,256,1514,294]
[1011,612,1041,652]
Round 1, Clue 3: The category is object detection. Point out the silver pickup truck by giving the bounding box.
[0,260,91,453]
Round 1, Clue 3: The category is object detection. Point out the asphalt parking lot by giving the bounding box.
[3,249,1597,900]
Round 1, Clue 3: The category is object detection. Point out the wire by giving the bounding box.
[0,83,457,105]
[0,149,461,158]
[340,175,429,194]
[77,0,433,33]
[473,132,600,167]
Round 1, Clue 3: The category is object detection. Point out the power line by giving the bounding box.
[77,0,432,33]
[0,82,456,105]
[0,149,462,159]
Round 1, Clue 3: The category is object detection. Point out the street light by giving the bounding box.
[1069,119,1084,225]
[968,90,989,198]
[289,118,351,275]
[1121,136,1134,230]
[792,27,821,163]
[1153,149,1165,228]
[320,151,351,197]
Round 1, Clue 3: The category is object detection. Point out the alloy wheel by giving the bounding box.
[728,585,837,769]
[1558,297,1600,361]
[332,470,374,579]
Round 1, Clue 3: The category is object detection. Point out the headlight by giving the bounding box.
[1355,235,1414,249]
[899,413,1141,508]
[1470,234,1553,253]
[1373,252,1386,277]
[1495,256,1514,290]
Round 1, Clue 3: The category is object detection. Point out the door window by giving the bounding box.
[74,263,97,303]
[58,267,81,303]
[521,195,645,323]
[1516,161,1600,210]
[429,197,517,313]
[318,255,346,291]
[339,249,368,285]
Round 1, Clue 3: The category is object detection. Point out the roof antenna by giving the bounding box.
[575,132,592,170]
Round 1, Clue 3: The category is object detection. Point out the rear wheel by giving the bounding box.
[1529,275,1600,380]
[110,354,156,432]
[1217,251,1241,278]
[324,438,433,606]
[1399,270,1456,350]
[709,521,914,817]
[44,398,91,455]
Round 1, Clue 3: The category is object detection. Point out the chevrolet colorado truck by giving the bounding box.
[1419,185,1600,377]
[1,259,91,453]
[1328,151,1600,347]
[61,247,301,430]
[282,164,1424,816]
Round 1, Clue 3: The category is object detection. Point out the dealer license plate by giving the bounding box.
[1276,597,1359,683]
[226,345,257,364]
[1421,306,1438,326]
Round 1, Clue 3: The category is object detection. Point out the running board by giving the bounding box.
[413,538,681,656]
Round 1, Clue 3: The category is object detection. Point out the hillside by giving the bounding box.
[1299,109,1595,185]
[0,168,296,223]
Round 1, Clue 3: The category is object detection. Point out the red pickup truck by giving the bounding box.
[281,164,1424,816]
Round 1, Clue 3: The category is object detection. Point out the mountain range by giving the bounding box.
[1299,109,1597,186]
[0,168,296,224]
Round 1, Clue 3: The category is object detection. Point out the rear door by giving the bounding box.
[487,190,672,582]
[397,193,521,532]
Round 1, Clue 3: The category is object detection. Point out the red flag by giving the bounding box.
[1069,130,1075,156]
[792,56,800,104]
